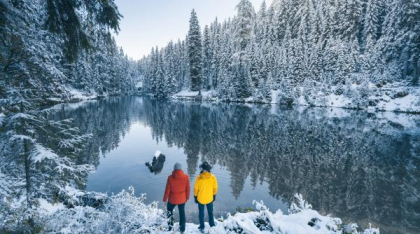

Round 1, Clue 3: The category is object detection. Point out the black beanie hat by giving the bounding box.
[199,162,212,172]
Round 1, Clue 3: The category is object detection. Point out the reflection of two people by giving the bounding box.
[161,161,218,233]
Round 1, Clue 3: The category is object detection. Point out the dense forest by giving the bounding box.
[0,0,140,113]
[140,0,420,112]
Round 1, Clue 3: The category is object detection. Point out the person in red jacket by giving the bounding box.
[163,163,190,233]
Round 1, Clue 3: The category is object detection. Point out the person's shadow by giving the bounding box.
[145,153,166,174]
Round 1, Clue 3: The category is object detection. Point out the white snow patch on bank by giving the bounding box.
[377,93,420,113]
[173,90,220,101]
[201,90,218,101]
[174,90,199,97]
[327,94,352,108]
[68,88,97,101]
[297,95,308,106]
[270,90,282,104]
[154,150,162,157]
[136,81,143,88]
[38,199,65,215]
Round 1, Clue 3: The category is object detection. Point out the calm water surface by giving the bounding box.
[51,96,420,234]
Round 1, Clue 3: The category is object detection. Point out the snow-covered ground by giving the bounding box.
[172,84,420,114]
[42,189,379,234]
[298,84,420,113]
[66,88,99,102]
[172,90,219,101]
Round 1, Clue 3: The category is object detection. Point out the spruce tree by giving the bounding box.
[203,25,212,90]
[364,0,380,51]
[187,9,203,92]
[233,0,254,99]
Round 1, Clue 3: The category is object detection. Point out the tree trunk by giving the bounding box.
[24,138,34,228]
[413,58,419,86]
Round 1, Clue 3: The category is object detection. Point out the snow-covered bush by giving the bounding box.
[44,187,167,234]
[0,112,93,232]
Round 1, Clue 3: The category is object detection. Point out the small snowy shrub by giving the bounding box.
[288,193,312,214]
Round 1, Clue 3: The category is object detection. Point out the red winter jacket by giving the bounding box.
[163,170,190,205]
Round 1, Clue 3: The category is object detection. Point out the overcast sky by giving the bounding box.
[114,0,273,60]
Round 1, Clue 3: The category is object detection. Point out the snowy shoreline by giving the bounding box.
[171,85,420,114]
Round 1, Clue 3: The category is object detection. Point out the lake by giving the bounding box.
[49,96,420,234]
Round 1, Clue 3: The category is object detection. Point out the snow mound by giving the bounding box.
[67,88,98,101]
[44,190,379,234]
[173,90,200,98]
[155,150,162,157]
[172,90,220,102]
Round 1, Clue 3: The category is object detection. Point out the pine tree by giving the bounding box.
[233,0,255,99]
[164,41,178,96]
[210,18,222,89]
[203,25,212,90]
[364,0,381,51]
[187,9,203,92]
[156,49,166,98]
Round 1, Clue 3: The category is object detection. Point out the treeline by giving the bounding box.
[0,0,140,113]
[140,0,420,103]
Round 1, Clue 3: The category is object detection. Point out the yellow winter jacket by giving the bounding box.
[194,172,218,204]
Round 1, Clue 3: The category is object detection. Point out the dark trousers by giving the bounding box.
[198,202,215,229]
[167,202,186,232]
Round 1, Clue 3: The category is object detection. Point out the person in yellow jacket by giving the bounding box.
[194,162,218,232]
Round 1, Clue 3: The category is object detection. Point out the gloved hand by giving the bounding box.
[194,196,198,204]
[213,195,216,202]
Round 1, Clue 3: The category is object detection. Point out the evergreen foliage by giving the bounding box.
[0,0,140,113]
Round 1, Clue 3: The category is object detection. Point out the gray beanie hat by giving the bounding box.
[174,163,182,171]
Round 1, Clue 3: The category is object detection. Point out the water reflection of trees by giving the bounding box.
[141,99,420,233]
[49,97,146,169]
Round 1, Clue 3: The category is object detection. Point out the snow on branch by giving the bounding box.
[289,193,313,214]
